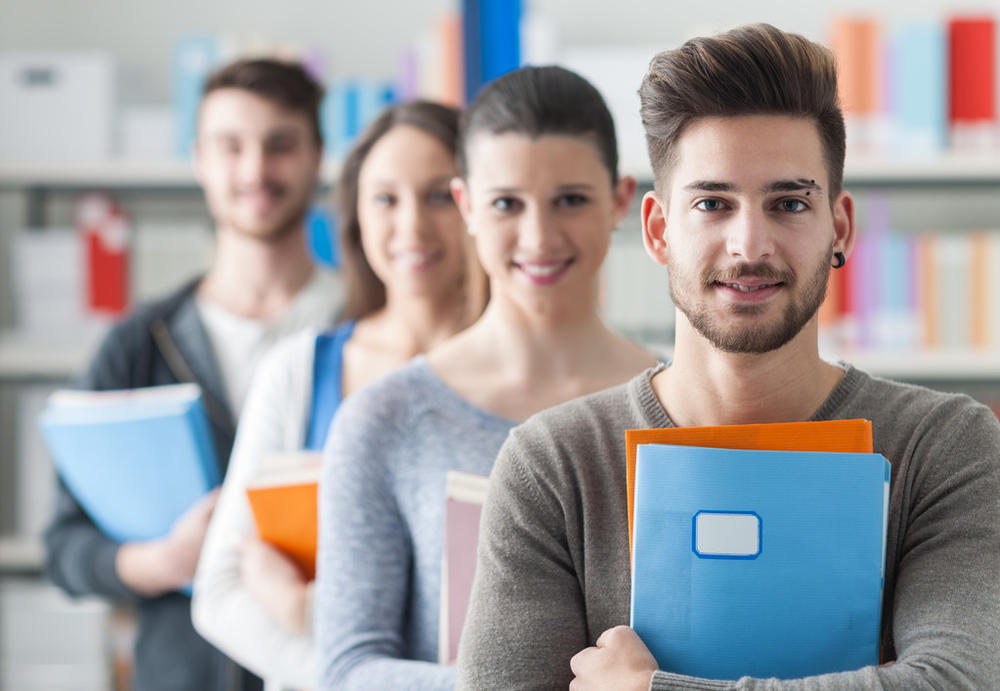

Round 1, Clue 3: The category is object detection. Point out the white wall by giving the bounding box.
[2,0,996,104]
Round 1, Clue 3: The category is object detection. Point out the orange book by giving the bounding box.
[626,419,873,554]
[971,231,990,348]
[831,17,880,116]
[246,451,321,580]
[437,12,464,107]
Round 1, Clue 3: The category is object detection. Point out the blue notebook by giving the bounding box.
[630,443,889,681]
[38,383,220,544]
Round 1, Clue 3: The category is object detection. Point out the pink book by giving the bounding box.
[439,471,490,665]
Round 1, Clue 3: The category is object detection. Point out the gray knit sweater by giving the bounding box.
[456,364,1000,690]
[316,356,516,690]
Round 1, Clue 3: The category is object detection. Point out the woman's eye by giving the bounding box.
[427,189,454,206]
[491,197,519,212]
[556,193,589,208]
[374,193,395,207]
[695,199,727,212]
[777,198,808,213]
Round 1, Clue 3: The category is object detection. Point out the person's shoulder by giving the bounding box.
[86,280,200,374]
[848,365,991,421]
[332,356,438,430]
[842,364,1000,452]
[517,366,660,439]
[258,326,322,372]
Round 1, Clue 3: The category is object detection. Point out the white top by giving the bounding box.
[196,269,342,416]
[193,329,322,690]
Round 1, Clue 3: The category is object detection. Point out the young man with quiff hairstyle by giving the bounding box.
[456,24,1000,691]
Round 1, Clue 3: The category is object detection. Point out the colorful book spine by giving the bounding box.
[831,17,881,153]
[948,17,997,149]
[889,20,947,155]
[462,0,521,101]
[172,36,220,158]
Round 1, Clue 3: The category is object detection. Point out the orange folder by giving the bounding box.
[626,419,873,555]
[246,452,321,580]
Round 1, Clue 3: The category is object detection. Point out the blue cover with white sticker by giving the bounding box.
[630,443,889,680]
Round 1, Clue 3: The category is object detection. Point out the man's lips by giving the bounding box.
[713,279,783,301]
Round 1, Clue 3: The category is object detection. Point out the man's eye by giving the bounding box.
[695,199,726,211]
[492,197,518,212]
[777,199,808,213]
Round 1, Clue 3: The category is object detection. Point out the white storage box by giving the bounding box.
[0,52,115,160]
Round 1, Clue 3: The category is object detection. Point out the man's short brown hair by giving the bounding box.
[202,57,324,146]
[639,23,845,198]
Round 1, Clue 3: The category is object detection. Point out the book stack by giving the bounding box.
[627,420,889,680]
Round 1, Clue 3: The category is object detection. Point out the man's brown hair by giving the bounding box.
[202,57,324,146]
[639,23,845,198]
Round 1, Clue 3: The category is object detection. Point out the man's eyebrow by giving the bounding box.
[764,178,823,194]
[682,180,737,193]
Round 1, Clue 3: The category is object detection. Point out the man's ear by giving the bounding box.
[450,177,473,226]
[831,190,856,259]
[641,190,669,266]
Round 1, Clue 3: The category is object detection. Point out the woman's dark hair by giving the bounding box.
[457,65,620,184]
[335,100,484,321]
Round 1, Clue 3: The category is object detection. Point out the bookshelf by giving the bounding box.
[2,153,1000,189]
[0,158,342,189]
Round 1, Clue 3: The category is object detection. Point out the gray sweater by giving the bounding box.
[456,364,1000,690]
[316,356,516,690]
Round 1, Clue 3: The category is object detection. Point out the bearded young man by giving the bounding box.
[44,58,341,691]
[456,24,1000,691]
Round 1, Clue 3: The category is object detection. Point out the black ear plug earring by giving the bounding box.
[832,252,846,269]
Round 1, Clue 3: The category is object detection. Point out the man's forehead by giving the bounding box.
[668,114,828,189]
[198,88,310,134]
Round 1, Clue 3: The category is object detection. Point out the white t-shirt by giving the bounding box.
[196,269,342,416]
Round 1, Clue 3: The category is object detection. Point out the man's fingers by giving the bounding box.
[595,624,630,649]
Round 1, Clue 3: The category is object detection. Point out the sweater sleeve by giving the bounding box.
[44,325,138,602]
[645,402,1000,691]
[456,429,589,690]
[316,384,456,691]
[192,333,317,688]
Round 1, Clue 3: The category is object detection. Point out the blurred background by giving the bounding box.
[2,0,1000,688]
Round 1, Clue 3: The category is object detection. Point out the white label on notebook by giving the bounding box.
[693,511,761,558]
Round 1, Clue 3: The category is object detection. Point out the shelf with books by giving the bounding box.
[3,154,1000,190]
[0,158,342,189]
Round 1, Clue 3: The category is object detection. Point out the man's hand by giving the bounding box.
[115,488,220,596]
[569,626,658,691]
[238,535,309,634]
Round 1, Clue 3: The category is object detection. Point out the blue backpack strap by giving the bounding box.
[304,320,357,450]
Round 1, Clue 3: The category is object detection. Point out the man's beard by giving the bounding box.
[228,181,311,243]
[668,248,831,355]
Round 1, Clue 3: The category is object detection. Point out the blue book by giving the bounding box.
[631,444,889,681]
[889,20,946,155]
[172,36,220,158]
[38,383,220,544]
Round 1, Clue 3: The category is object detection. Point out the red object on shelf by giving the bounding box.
[77,193,130,316]
[948,17,996,124]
